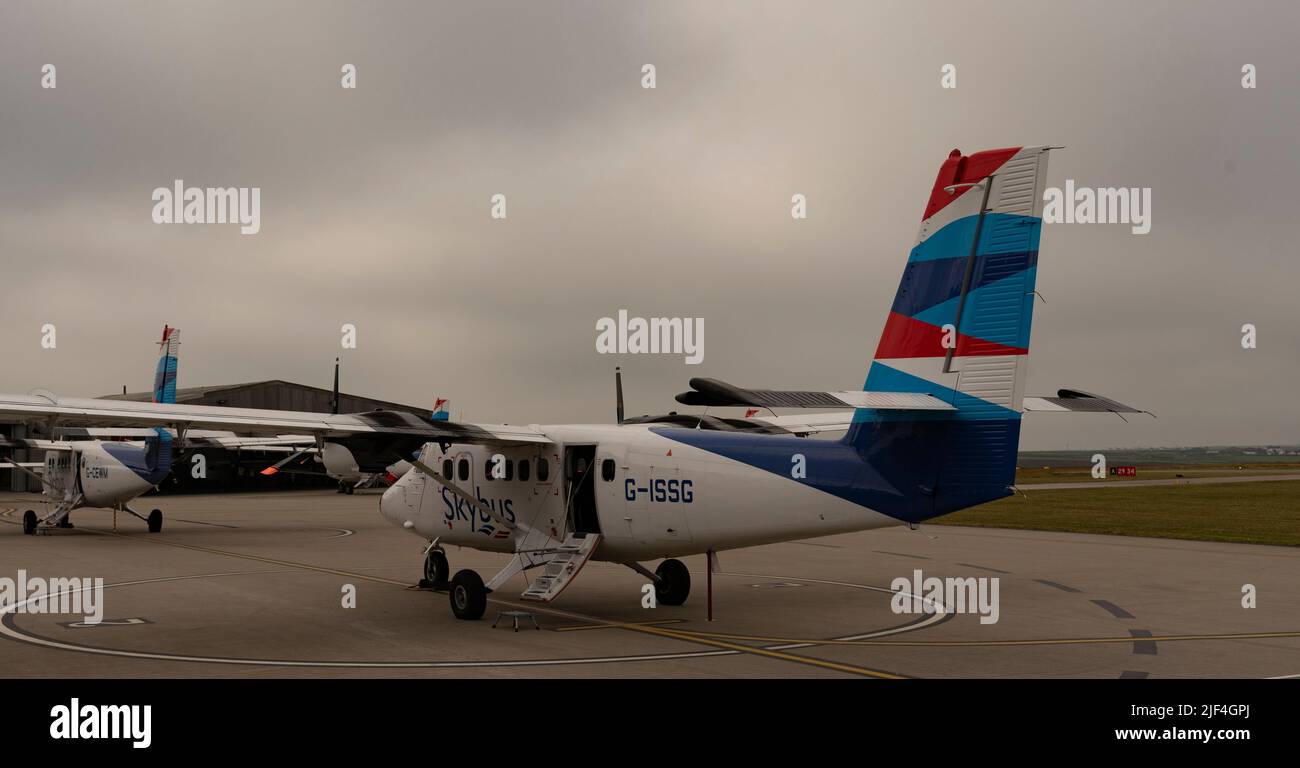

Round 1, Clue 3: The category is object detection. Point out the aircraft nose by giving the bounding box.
[379,481,414,530]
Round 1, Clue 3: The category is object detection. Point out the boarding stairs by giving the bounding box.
[519,532,602,602]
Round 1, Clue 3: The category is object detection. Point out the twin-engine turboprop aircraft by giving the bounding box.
[0,326,316,534]
[0,146,1143,618]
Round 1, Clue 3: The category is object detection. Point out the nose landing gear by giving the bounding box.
[421,549,449,588]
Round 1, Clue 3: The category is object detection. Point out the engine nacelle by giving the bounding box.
[320,442,362,482]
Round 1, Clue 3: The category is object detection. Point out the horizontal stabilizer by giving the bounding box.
[1022,389,1149,416]
[675,378,955,411]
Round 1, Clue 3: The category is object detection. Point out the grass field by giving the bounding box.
[933,479,1300,547]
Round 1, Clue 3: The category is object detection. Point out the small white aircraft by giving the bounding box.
[0,146,1143,618]
[0,326,315,534]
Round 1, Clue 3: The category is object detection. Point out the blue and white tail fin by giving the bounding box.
[140,325,178,480]
[152,326,179,405]
[845,146,1053,516]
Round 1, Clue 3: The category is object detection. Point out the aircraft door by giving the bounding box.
[564,446,599,535]
[646,464,691,543]
[623,453,648,541]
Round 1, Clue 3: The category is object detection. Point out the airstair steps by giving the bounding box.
[519,532,601,602]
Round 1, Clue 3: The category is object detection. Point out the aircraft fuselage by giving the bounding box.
[379,423,903,563]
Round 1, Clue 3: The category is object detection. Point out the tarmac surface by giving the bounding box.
[1,489,1297,678]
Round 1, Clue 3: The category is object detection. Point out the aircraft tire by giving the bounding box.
[654,558,691,606]
[449,570,487,620]
[22,510,37,535]
[147,509,163,533]
[424,550,449,585]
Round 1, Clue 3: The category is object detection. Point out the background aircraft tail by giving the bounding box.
[152,326,179,405]
[845,146,1052,518]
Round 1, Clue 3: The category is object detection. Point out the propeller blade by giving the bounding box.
[261,449,312,476]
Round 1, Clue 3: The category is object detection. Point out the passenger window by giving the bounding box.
[537,457,550,482]
[457,458,469,482]
[518,459,530,482]
[601,459,616,482]
[442,459,453,479]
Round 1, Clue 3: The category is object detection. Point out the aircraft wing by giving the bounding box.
[0,437,74,452]
[0,394,550,446]
[746,412,856,435]
[53,426,319,449]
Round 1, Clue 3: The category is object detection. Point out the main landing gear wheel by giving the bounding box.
[22,510,37,536]
[147,509,163,533]
[449,570,487,621]
[57,516,74,529]
[654,558,691,606]
[422,550,449,587]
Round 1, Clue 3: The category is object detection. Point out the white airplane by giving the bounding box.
[0,326,315,534]
[0,146,1143,619]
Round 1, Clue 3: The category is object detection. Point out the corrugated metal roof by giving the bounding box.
[98,380,432,415]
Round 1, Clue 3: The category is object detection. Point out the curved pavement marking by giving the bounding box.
[635,628,1300,649]
[1092,600,1135,619]
[1035,579,1081,593]
[95,532,932,677]
[0,559,937,676]
[956,562,1012,574]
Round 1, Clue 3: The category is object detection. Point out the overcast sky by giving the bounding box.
[1,0,1297,450]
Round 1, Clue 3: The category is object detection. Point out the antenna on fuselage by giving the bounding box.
[331,357,340,415]
[615,367,625,424]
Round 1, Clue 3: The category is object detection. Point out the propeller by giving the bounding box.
[614,367,625,424]
[259,448,316,476]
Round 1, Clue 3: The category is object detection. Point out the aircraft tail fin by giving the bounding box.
[152,326,179,405]
[845,146,1053,517]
